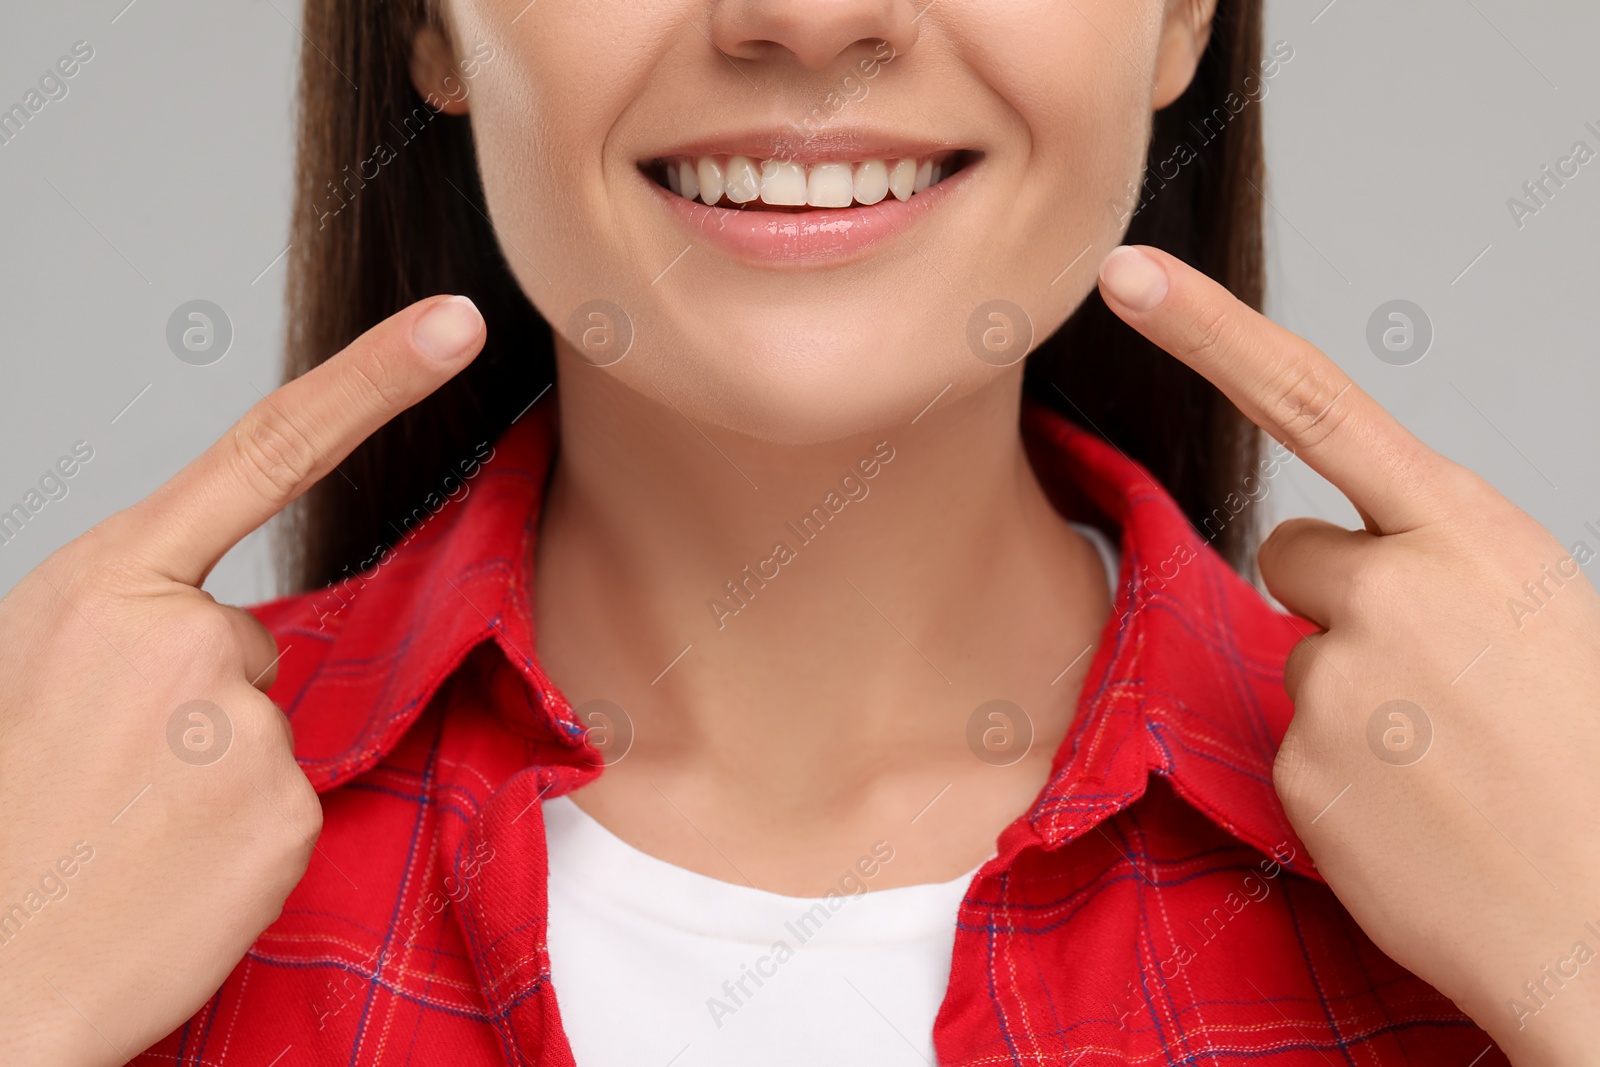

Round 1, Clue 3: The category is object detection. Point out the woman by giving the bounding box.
[2,0,1596,1064]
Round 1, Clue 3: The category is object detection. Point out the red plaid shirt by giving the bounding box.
[138,396,1504,1066]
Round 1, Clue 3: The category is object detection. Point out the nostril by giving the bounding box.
[707,0,919,74]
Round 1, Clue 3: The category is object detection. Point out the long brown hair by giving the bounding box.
[280,0,1265,594]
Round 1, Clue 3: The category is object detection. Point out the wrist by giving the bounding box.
[0,972,118,1067]
[1481,980,1600,1067]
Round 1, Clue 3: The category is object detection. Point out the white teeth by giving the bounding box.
[660,153,959,208]
[807,162,855,208]
[888,158,916,201]
[724,155,761,203]
[853,159,889,206]
[696,157,724,206]
[760,159,808,206]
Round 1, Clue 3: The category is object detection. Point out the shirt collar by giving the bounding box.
[1013,402,1315,876]
[262,393,1315,877]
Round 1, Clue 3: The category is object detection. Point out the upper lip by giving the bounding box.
[639,125,971,163]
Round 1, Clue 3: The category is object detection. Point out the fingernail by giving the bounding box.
[1100,246,1168,312]
[413,295,484,362]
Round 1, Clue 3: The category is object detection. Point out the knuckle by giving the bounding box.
[233,703,321,856]
[1185,304,1237,367]
[1431,461,1492,508]
[1283,629,1350,709]
[232,698,292,763]
[1344,552,1405,614]
[232,404,318,501]
[277,770,324,846]
[1281,637,1339,708]
[1272,723,1305,782]
[1268,362,1352,453]
[1281,636,1316,694]
[1271,726,1316,813]
[343,343,408,411]
[163,603,239,664]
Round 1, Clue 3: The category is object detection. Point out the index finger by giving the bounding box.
[130,294,486,587]
[1096,244,1442,534]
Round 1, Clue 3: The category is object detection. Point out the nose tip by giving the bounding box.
[710,0,919,72]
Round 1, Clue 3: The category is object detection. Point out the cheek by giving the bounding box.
[455,0,667,293]
[955,1,1160,301]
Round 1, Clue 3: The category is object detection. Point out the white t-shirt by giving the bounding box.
[543,521,1119,1066]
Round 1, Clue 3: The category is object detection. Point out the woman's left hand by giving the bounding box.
[1096,244,1600,1067]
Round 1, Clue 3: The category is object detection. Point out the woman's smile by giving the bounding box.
[641,140,982,264]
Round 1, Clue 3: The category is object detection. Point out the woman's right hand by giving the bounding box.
[0,295,485,1065]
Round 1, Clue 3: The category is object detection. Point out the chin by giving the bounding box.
[635,306,986,445]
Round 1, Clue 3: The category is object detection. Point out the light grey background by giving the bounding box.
[1,0,1596,607]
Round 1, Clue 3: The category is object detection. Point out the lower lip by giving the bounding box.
[647,164,974,266]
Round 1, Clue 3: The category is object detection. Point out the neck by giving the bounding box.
[533,355,1112,781]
